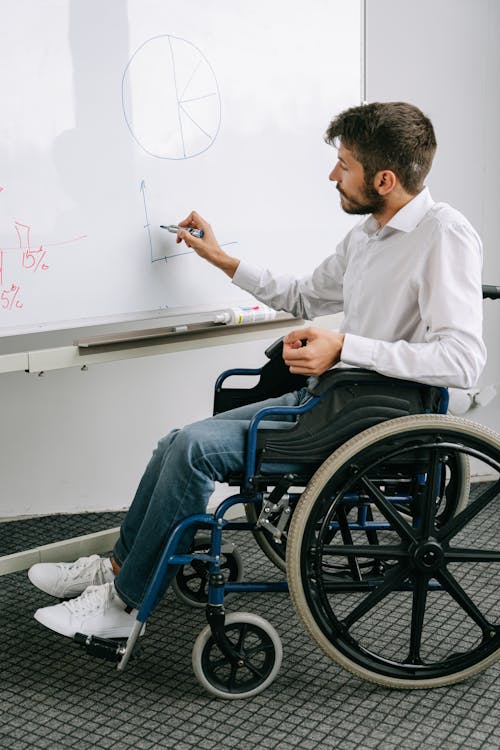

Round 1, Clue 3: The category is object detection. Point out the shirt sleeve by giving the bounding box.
[232,244,347,321]
[340,221,487,388]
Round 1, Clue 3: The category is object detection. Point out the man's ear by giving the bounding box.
[373,169,397,195]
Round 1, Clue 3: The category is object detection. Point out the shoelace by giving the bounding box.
[63,583,114,615]
[62,556,111,585]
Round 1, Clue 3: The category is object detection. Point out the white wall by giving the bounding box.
[365,0,500,431]
[1,0,499,519]
[0,332,281,518]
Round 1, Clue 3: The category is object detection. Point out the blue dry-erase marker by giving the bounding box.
[160,224,204,238]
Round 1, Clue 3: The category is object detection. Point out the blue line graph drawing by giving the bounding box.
[140,180,237,264]
[123,35,222,160]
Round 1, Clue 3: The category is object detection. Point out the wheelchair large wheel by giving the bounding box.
[287,414,500,689]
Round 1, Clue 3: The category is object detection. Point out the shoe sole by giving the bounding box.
[34,610,145,640]
[28,569,89,599]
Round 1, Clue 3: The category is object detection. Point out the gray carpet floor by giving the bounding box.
[1,505,499,750]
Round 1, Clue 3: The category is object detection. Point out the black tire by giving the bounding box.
[192,612,282,698]
[171,536,244,608]
[287,415,500,688]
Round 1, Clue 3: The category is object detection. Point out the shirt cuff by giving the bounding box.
[340,333,376,369]
[231,259,263,293]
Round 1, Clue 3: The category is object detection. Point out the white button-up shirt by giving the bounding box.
[232,188,486,388]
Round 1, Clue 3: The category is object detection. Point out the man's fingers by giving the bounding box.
[284,327,310,344]
[179,210,200,228]
[178,210,209,234]
[283,346,312,367]
[283,347,306,361]
[178,228,201,246]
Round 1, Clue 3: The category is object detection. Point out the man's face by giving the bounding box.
[329,144,385,215]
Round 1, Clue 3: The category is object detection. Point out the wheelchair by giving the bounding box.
[77,286,500,699]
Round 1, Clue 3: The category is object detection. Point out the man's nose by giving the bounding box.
[329,164,340,182]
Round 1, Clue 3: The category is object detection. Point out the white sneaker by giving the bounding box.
[28,555,115,598]
[34,582,144,639]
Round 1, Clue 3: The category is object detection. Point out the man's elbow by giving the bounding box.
[449,343,487,389]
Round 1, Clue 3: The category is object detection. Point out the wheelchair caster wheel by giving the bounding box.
[172,536,244,609]
[192,612,283,699]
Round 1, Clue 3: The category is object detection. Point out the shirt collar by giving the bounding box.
[362,187,434,236]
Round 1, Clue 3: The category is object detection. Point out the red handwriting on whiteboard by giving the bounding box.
[15,222,50,273]
[0,284,23,310]
[22,246,49,272]
[0,204,86,313]
[0,220,47,313]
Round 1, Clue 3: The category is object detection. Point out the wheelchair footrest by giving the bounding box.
[74,632,142,663]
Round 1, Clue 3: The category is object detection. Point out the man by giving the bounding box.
[28,102,486,639]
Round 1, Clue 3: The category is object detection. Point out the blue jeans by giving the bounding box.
[113,389,308,608]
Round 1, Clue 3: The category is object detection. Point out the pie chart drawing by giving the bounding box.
[122,35,221,160]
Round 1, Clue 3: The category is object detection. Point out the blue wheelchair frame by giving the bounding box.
[116,371,449,671]
[70,285,500,692]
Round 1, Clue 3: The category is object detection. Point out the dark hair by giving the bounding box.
[325,102,437,195]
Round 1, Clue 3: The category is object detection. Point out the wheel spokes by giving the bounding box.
[360,476,418,544]
[235,622,249,651]
[336,504,362,580]
[436,566,494,634]
[341,563,411,629]
[439,481,500,543]
[227,661,239,691]
[320,543,408,560]
[232,628,272,680]
[407,574,429,664]
[445,547,500,563]
[182,570,207,596]
[419,449,440,537]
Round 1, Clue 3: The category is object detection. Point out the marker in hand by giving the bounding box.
[160,224,204,239]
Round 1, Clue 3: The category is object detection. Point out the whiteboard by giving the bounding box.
[0,0,361,336]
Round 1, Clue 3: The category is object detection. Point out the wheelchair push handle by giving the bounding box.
[264,337,285,360]
[482,284,500,299]
[264,335,308,360]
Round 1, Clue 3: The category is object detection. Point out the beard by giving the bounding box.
[337,182,386,215]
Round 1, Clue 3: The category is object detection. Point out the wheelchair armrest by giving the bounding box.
[213,337,285,393]
[213,337,308,415]
[214,367,264,392]
[243,395,321,486]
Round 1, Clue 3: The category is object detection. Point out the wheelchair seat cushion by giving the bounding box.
[255,369,443,467]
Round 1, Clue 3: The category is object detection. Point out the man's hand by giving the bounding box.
[283,327,345,375]
[176,210,239,278]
